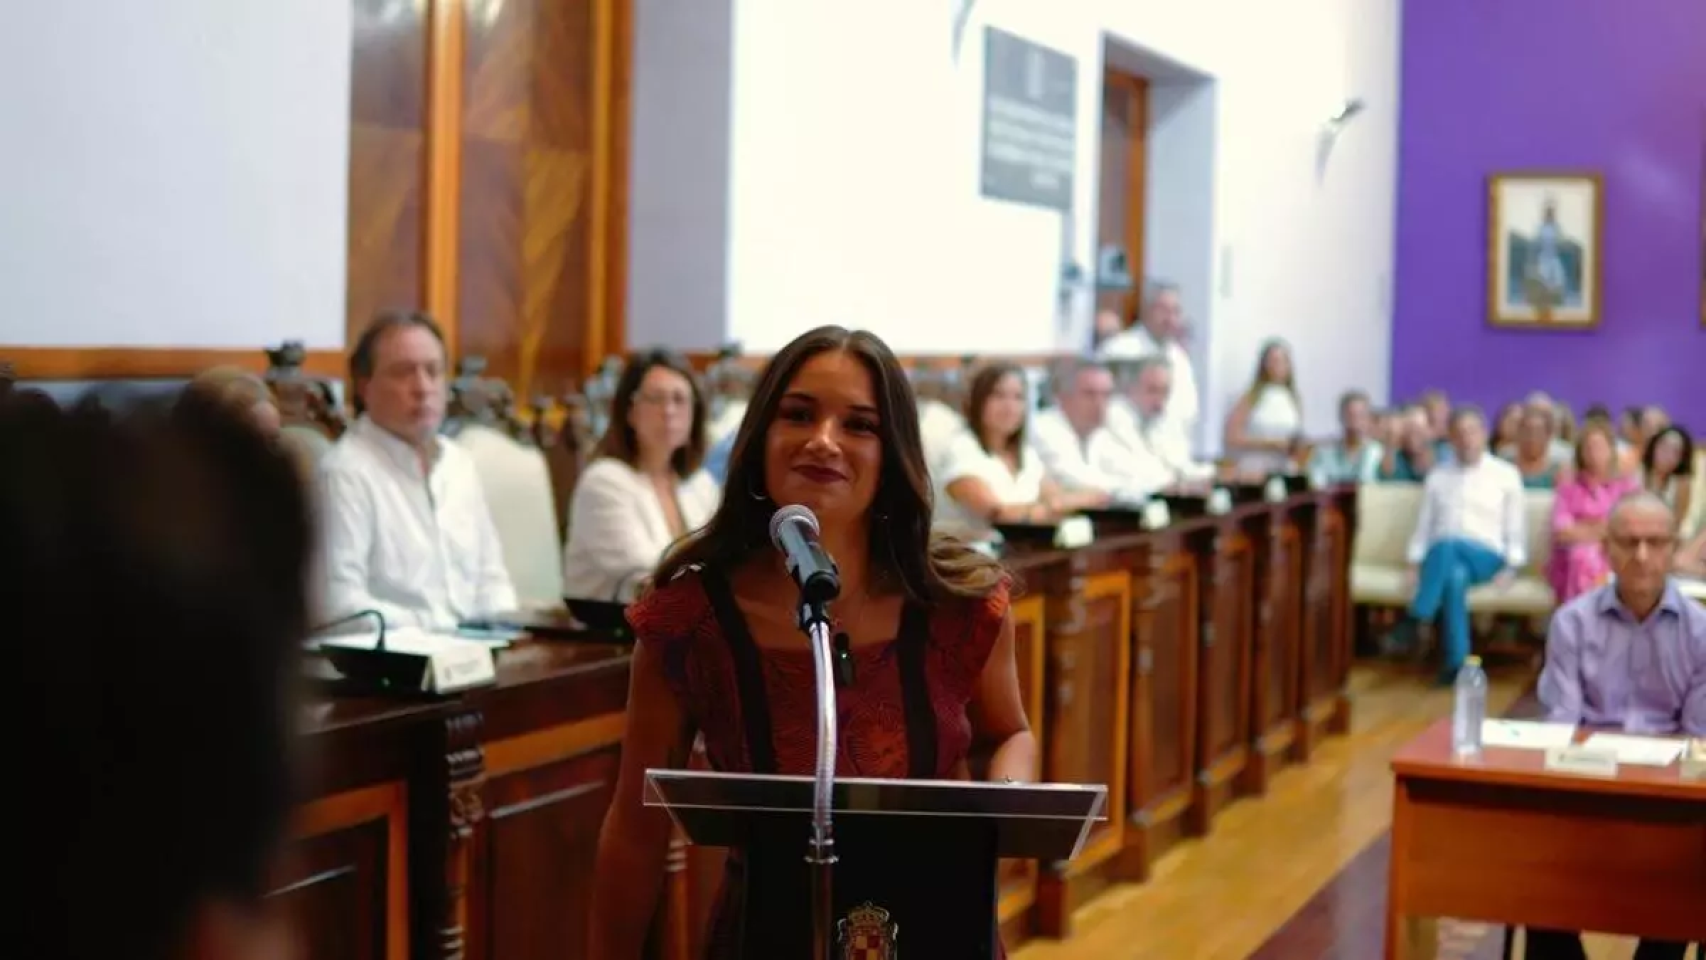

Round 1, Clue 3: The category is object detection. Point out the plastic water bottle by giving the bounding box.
[1451,656,1488,759]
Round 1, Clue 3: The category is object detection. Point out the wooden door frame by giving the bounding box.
[1101,68,1149,325]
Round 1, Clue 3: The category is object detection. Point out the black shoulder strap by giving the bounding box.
[896,600,938,779]
[699,569,779,774]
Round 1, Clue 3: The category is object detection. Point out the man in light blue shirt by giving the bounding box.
[1529,489,1702,959]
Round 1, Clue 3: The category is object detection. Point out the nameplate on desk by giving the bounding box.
[1055,516,1094,549]
[1543,746,1619,778]
[315,629,498,695]
[1142,499,1170,529]
[1206,488,1233,515]
[1263,476,1287,503]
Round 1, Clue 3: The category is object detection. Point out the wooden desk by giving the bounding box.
[282,641,633,960]
[1385,720,1706,958]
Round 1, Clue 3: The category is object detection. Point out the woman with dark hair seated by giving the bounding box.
[2,390,313,960]
[561,348,720,601]
[588,326,1037,958]
[1641,425,1695,529]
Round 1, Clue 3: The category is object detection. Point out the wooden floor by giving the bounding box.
[1012,661,1671,960]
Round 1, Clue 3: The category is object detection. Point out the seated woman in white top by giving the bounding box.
[934,363,1099,537]
[1223,339,1304,477]
[562,349,722,601]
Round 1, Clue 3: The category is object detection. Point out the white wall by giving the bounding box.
[1166,0,1400,445]
[720,0,1400,446]
[626,0,735,353]
[1141,77,1218,446]
[0,0,351,350]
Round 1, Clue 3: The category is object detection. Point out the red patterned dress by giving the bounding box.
[627,567,1011,958]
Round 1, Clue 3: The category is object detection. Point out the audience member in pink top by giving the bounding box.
[1547,423,1638,602]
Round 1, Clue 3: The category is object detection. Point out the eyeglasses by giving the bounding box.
[1608,536,1675,552]
[635,391,693,409]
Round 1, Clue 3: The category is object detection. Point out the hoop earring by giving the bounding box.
[748,478,767,502]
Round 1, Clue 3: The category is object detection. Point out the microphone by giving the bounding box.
[768,504,842,608]
[770,503,843,942]
[311,609,388,652]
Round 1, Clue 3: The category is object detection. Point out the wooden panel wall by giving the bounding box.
[6,0,631,387]
[3,1,431,383]
[346,0,431,357]
[1097,69,1149,326]
[453,0,631,399]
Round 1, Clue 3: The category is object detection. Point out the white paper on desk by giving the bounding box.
[1481,720,1578,750]
[1580,733,1687,766]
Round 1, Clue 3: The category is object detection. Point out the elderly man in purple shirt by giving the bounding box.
[1539,492,1706,735]
[1528,491,1704,960]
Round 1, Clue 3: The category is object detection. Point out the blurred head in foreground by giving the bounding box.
[0,390,313,960]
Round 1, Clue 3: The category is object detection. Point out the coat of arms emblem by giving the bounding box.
[835,901,898,959]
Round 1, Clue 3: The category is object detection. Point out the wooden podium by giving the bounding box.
[646,770,1106,959]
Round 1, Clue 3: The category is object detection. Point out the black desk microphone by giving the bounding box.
[310,609,387,651]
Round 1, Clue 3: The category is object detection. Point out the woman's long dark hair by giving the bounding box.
[652,325,1005,602]
[1642,425,1695,480]
[964,363,1026,457]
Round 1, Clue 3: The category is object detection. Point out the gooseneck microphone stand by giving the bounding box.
[798,593,838,960]
[769,504,845,959]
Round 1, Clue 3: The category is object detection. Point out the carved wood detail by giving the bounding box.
[438,709,486,960]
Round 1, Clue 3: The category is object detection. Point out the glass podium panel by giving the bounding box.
[644,769,1106,862]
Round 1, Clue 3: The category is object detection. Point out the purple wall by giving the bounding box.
[1393,0,1706,430]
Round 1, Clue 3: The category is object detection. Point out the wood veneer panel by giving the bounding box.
[346,0,429,347]
[459,0,625,398]
[1,347,344,381]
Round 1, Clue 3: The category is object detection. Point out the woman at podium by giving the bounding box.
[590,326,1039,958]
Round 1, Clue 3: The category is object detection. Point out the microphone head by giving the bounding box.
[768,503,820,550]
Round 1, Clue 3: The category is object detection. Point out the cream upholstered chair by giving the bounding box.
[1351,482,1557,617]
[1350,481,1424,607]
[457,423,564,609]
[280,425,332,474]
[1464,490,1556,616]
[1683,450,1706,539]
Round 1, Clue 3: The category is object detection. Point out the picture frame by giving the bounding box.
[1486,171,1603,329]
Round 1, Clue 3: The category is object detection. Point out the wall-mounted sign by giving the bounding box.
[980,27,1077,211]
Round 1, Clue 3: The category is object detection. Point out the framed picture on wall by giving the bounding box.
[1487,172,1603,329]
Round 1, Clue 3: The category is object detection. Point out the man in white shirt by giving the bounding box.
[1095,281,1198,438]
[1397,406,1526,682]
[1105,356,1215,491]
[1030,358,1144,504]
[319,311,517,631]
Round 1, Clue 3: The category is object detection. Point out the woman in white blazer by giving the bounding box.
[562,349,722,601]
